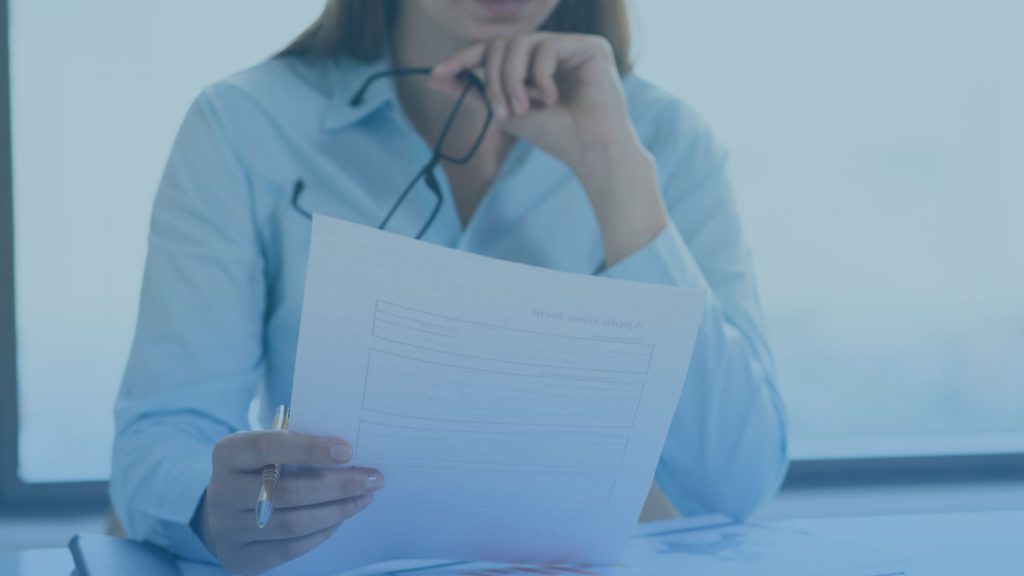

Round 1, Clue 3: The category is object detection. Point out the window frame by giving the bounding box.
[0,0,1021,512]
[0,0,108,513]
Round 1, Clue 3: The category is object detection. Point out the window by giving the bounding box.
[3,1,1022,498]
[633,0,1024,458]
[6,0,324,486]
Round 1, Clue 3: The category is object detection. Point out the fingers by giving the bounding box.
[205,434,379,574]
[252,494,375,542]
[272,467,384,509]
[432,34,570,120]
[531,40,560,107]
[430,42,488,98]
[433,42,489,78]
[484,39,510,119]
[503,36,537,115]
[215,431,352,471]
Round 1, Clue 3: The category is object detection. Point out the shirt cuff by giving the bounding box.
[600,222,709,290]
[156,451,219,564]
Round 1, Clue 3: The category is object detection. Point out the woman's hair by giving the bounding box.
[280,0,632,74]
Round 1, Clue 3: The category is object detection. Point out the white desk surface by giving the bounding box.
[2,509,1021,575]
[777,509,1023,573]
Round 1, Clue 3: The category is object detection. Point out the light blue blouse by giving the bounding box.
[111,52,788,562]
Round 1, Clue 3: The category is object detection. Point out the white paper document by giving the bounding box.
[273,216,706,576]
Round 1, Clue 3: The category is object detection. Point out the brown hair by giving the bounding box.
[280,0,632,74]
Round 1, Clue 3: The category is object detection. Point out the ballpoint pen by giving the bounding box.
[256,405,289,529]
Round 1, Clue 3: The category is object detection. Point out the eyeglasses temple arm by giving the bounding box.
[349,67,434,106]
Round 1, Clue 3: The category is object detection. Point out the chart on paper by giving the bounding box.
[278,216,705,576]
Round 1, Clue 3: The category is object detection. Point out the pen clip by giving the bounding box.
[272,405,290,431]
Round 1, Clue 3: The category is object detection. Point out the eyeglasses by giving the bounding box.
[292,67,493,240]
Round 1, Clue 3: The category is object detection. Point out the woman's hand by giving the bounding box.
[195,431,384,576]
[429,32,668,267]
[429,32,634,173]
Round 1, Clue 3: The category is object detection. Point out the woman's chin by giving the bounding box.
[460,21,534,42]
[419,0,560,44]
[460,0,556,38]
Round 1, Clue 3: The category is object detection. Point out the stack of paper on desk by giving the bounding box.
[272,216,707,576]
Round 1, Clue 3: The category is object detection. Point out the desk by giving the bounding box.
[777,510,1023,573]
[2,510,1021,575]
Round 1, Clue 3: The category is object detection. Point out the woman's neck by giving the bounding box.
[388,2,516,227]
[389,3,513,154]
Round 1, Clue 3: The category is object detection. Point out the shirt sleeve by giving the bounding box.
[110,86,265,562]
[600,99,789,520]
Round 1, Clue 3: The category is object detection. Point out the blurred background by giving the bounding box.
[2,0,1022,550]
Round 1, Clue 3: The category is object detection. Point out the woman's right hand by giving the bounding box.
[195,431,384,575]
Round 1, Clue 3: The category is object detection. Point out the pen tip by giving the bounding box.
[256,500,273,529]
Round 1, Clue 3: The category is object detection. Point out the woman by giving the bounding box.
[111,1,788,574]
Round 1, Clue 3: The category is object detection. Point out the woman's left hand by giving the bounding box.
[430,32,668,268]
[428,32,640,174]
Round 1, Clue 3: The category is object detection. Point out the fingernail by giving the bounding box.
[364,473,384,491]
[494,102,508,119]
[329,444,352,463]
